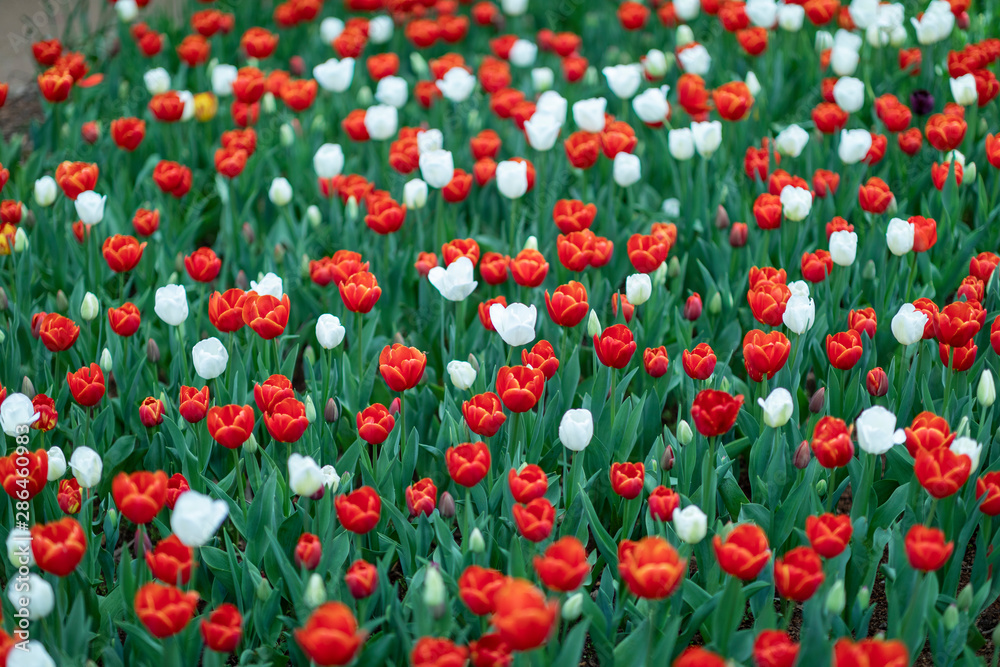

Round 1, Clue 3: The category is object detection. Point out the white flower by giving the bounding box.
[644,49,669,78]
[115,0,138,21]
[75,191,106,225]
[633,88,669,124]
[496,160,529,199]
[321,465,340,492]
[758,388,794,428]
[855,406,905,455]
[313,57,355,92]
[192,337,229,380]
[363,104,398,140]
[304,572,326,608]
[587,310,602,337]
[978,370,996,408]
[316,314,346,349]
[178,91,195,121]
[691,121,722,158]
[143,68,171,94]
[746,0,778,27]
[288,453,325,497]
[745,71,761,97]
[559,409,593,452]
[313,143,344,179]
[787,280,810,297]
[250,272,284,298]
[531,67,554,91]
[603,64,643,99]
[436,67,477,102]
[34,176,57,207]
[428,256,478,301]
[833,76,865,113]
[572,97,607,133]
[211,64,238,97]
[950,74,978,106]
[774,124,810,158]
[839,129,873,164]
[0,393,39,436]
[375,75,408,108]
[501,0,528,15]
[489,302,537,347]
[951,437,982,471]
[662,198,681,217]
[668,128,695,160]
[613,153,641,187]
[780,185,812,221]
[536,91,568,124]
[404,179,428,209]
[47,446,66,480]
[6,528,34,568]
[171,490,229,546]
[911,1,954,45]
[783,294,816,334]
[6,577,53,620]
[891,303,928,345]
[625,274,652,305]
[320,17,345,42]
[419,149,455,189]
[778,3,805,30]
[7,641,56,667]
[886,217,914,255]
[268,178,293,207]
[510,39,538,67]
[677,44,711,76]
[423,566,446,607]
[447,360,477,390]
[673,505,707,543]
[675,0,700,20]
[829,230,858,266]
[848,0,879,28]
[524,112,562,151]
[830,45,860,76]
[69,446,103,488]
[369,15,394,43]
[416,129,443,154]
[154,284,189,326]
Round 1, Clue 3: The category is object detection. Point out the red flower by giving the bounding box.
[521,340,559,379]
[495,365,545,413]
[295,533,322,570]
[811,102,848,134]
[146,534,194,585]
[32,517,87,577]
[133,207,160,236]
[552,199,596,233]
[682,343,717,380]
[111,117,145,151]
[108,302,141,337]
[357,403,394,445]
[915,447,971,498]
[508,464,548,503]
[263,397,309,443]
[713,523,771,580]
[446,442,491,487]
[617,537,686,599]
[491,579,558,652]
[152,160,193,198]
[240,27,278,58]
[379,344,426,392]
[594,324,637,369]
[904,524,953,571]
[742,329,790,382]
[405,478,437,517]
[925,112,967,151]
[345,559,379,599]
[459,565,509,615]
[512,497,555,542]
[609,462,645,499]
[976,472,1000,515]
[866,367,888,397]
[563,132,600,169]
[935,300,982,347]
[294,602,364,666]
[39,313,80,352]
[648,486,680,521]
[753,630,800,667]
[201,604,242,653]
[208,288,246,333]
[849,307,878,339]
[462,392,507,437]
[534,536,590,592]
[335,486,382,534]
[102,235,146,273]
[617,0,649,28]
[166,473,189,509]
[510,249,549,287]
[242,292,290,339]
[135,583,199,638]
[470,129,502,160]
[801,249,833,282]
[690,389,744,437]
[67,363,105,406]
[545,281,589,327]
[479,252,510,285]
[898,127,923,155]
[805,513,853,558]
[713,81,754,121]
[339,271,382,313]
[643,346,670,378]
[834,638,909,667]
[37,68,74,103]
[747,280,791,326]
[112,470,167,524]
[774,547,824,601]
[939,339,977,371]
[31,394,57,432]
[0,449,47,501]
[826,330,863,370]
[626,233,668,273]
[364,197,406,234]
[206,404,255,449]
[813,169,840,198]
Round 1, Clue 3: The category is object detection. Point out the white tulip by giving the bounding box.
[268,177,293,207]
[288,453,325,497]
[171,490,229,547]
[6,577,53,620]
[192,337,229,380]
[572,98,607,133]
[319,17,345,42]
[586,310,601,337]
[758,388,794,428]
[250,272,284,298]
[829,231,858,266]
[436,67,477,102]
[625,274,652,305]
[780,185,812,221]
[6,528,34,568]
[80,291,99,322]
[115,0,138,22]
[211,64,238,97]
[783,294,816,334]
[143,68,171,95]
[644,49,669,78]
[855,406,905,455]
[428,256,478,301]
[0,393,39,436]
[891,303,928,346]
[603,64,643,99]
[668,128,695,160]
[69,446,103,488]
[363,104,398,140]
[848,0,879,28]
[304,572,326,608]
[375,75,408,108]
[33,176,57,207]
[746,0,778,27]
[839,129,873,164]
[313,57,355,92]
[524,112,562,151]
[404,179,429,209]
[833,76,865,113]
[316,314,346,349]
[536,90,568,124]
[691,121,722,158]
[788,280,810,297]
[745,71,761,97]
[677,44,711,76]
[7,641,56,667]
[496,160,529,199]
[489,302,537,347]
[673,505,707,543]
[951,437,982,471]
[911,1,954,45]
[509,39,537,67]
[950,74,978,106]
[675,0,700,20]
[531,67,554,91]
[419,149,455,189]
[816,30,835,51]
[313,143,345,178]
[559,409,593,452]
[321,465,341,492]
[447,360,477,390]
[155,285,189,326]
[75,191,106,225]
[830,46,860,76]
[613,153,641,187]
[423,566,446,607]
[178,90,195,121]
[369,15,393,43]
[416,129,443,155]
[886,218,914,255]
[777,3,805,31]
[500,0,528,15]
[978,370,996,408]
[632,88,669,125]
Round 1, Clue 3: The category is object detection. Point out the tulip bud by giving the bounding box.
[241,223,255,246]
[235,270,250,290]
[306,205,322,227]
[96,348,113,374]
[80,292,99,322]
[677,420,693,446]
[857,586,870,609]
[244,433,259,454]
[651,261,668,286]
[660,445,675,471]
[274,243,286,264]
[357,85,374,106]
[389,397,401,416]
[715,205,730,230]
[438,491,456,518]
[866,367,888,397]
[963,162,977,185]
[303,345,316,367]
[809,388,825,413]
[410,52,429,78]
[562,592,584,621]
[279,123,295,147]
[55,290,69,312]
[345,196,359,220]
[683,294,702,321]
[586,310,601,337]
[146,338,160,363]
[826,580,846,615]
[862,260,877,281]
[0,330,6,345]
[676,25,695,46]
[13,228,27,253]
[943,604,959,631]
[816,478,827,497]
[707,292,722,315]
[304,395,317,423]
[467,353,480,374]
[0,288,6,311]
[978,370,996,408]
[423,565,446,609]
[729,223,748,247]
[304,573,326,608]
[468,528,485,553]
[667,256,681,278]
[673,505,707,544]
[523,235,538,251]
[793,440,811,469]
[719,377,731,393]
[625,274,652,306]
[20,377,35,400]
[325,398,339,423]
[957,584,973,611]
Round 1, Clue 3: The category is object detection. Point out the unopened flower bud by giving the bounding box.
[963,162,976,185]
[345,196,359,220]
[0,288,6,311]
[667,256,681,278]
[523,235,538,251]
[146,338,160,363]
[719,377,730,393]
[978,370,995,407]
[325,398,339,423]
[562,592,584,621]
[862,260,877,281]
[241,222,255,245]
[660,445,675,471]
[303,345,316,366]
[943,604,959,631]
[304,395,317,423]
[809,387,825,413]
[708,292,722,315]
[677,420,693,446]
[306,205,322,227]
[20,377,35,399]
[55,290,69,312]
[304,573,325,608]
[468,528,485,553]
[235,270,249,291]
[857,586,870,609]
[683,293,702,321]
[715,205,730,230]
[389,397,401,416]
[100,348,113,373]
[13,228,28,253]
[957,584,973,611]
[652,261,668,286]
[826,580,846,614]
[438,491,456,518]
[256,577,273,601]
[729,223,748,247]
[866,367,888,397]
[816,478,827,497]
[80,292,99,321]
[467,353,480,374]
[423,565,446,610]
[244,433,259,454]
[794,440,811,469]
[393,331,406,346]
[262,92,276,113]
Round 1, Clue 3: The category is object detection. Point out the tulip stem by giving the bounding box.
[903,254,918,302]
[609,368,618,427]
[943,347,955,416]
[231,449,245,510]
[563,451,572,509]
[926,497,938,527]
[464,488,473,551]
[357,313,365,405]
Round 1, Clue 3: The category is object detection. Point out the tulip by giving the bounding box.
[363,104,398,140]
[496,160,529,199]
[774,124,808,157]
[758,388,793,428]
[74,190,106,224]
[5,573,52,619]
[673,505,707,543]
[288,454,325,498]
[313,57,355,92]
[838,128,873,164]
[531,67,554,91]
[891,303,928,346]
[950,73,978,106]
[69,446,102,488]
[625,273,651,305]
[34,175,56,207]
[154,285,189,326]
[191,337,228,380]
[603,64,642,99]
[951,436,983,471]
[691,121,722,157]
[780,185,812,221]
[855,406,905,455]
[618,538,686,599]
[374,76,407,108]
[489,302,536,347]
[714,524,771,580]
[885,217,914,255]
[313,144,344,179]
[677,43,711,75]
[632,88,669,125]
[436,67,477,102]
[315,314,346,350]
[403,178,428,209]
[524,112,562,151]
[777,2,804,30]
[571,97,607,133]
[559,409,593,452]
[170,490,229,547]
[833,76,865,113]
[0,393,39,436]
[829,230,857,266]
[447,360,477,390]
[612,153,641,187]
[418,149,454,189]
[428,256,477,301]
[978,370,996,407]
[46,446,66,480]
